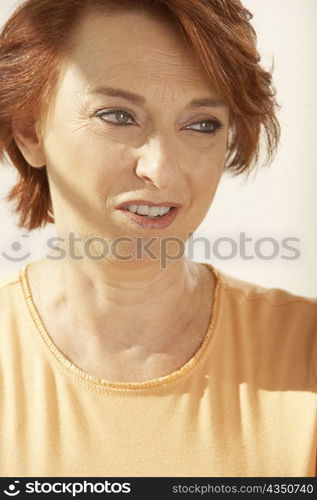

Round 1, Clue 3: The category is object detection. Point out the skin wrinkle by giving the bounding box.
[17,8,230,382]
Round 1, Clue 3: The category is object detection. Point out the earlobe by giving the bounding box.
[12,120,46,168]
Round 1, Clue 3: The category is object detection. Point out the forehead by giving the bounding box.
[64,8,217,94]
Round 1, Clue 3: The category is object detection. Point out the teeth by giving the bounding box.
[158,206,171,216]
[137,204,151,215]
[146,206,160,217]
[126,204,138,213]
[125,204,172,217]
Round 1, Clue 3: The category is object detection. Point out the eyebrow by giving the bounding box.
[90,86,227,109]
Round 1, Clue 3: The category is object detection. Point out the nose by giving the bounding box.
[135,135,180,188]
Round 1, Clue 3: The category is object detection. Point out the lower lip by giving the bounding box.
[117,207,180,229]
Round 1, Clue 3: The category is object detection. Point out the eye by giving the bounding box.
[95,109,135,126]
[185,119,224,135]
[95,108,224,136]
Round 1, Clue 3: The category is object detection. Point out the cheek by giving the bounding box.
[44,121,130,190]
[191,149,225,190]
[187,153,225,213]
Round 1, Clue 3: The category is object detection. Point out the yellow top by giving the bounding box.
[0,261,316,477]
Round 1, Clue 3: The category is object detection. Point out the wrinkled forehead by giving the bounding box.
[36,5,228,134]
[61,7,217,95]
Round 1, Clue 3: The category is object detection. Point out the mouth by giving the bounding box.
[117,206,180,229]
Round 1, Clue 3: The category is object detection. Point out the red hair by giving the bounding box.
[0,0,280,230]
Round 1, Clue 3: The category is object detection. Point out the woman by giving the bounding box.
[0,0,316,478]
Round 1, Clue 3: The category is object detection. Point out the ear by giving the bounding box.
[12,119,46,168]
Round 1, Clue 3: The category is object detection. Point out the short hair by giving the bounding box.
[0,0,280,231]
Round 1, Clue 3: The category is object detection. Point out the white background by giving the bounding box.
[0,0,316,296]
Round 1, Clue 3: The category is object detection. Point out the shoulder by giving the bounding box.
[0,266,28,360]
[215,265,317,310]
[0,265,26,317]
[0,268,21,291]
[209,264,317,383]
[220,268,317,342]
[0,267,22,306]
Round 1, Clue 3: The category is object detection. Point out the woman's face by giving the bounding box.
[39,8,230,262]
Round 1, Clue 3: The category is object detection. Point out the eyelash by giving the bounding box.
[95,108,224,136]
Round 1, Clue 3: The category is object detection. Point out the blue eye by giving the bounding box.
[96,109,135,126]
[185,119,224,135]
[95,108,224,135]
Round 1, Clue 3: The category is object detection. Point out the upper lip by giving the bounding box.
[116,200,182,209]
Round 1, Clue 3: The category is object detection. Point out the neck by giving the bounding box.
[59,257,206,346]
[28,256,215,381]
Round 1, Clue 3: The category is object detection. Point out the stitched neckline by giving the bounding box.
[19,260,224,392]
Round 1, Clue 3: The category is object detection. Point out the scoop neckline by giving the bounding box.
[19,260,224,392]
